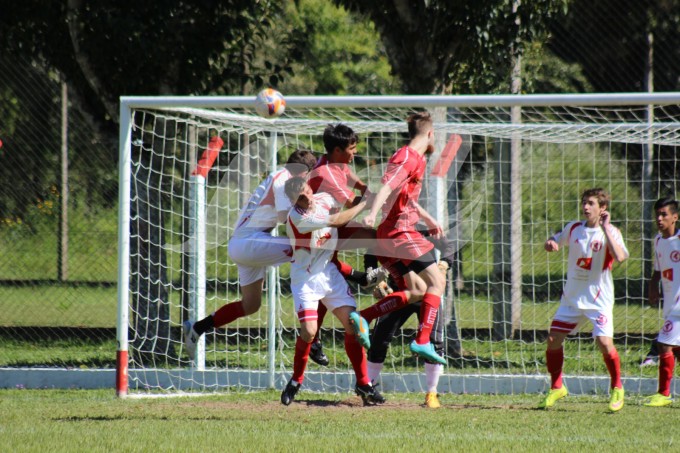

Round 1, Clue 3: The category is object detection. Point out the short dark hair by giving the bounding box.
[323,124,358,153]
[581,188,610,209]
[406,111,433,139]
[284,176,308,204]
[285,149,317,175]
[654,196,679,214]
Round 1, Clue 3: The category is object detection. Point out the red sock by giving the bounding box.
[415,293,440,344]
[334,258,354,278]
[658,351,675,396]
[602,348,622,389]
[313,304,328,342]
[292,336,312,384]
[344,333,369,386]
[360,291,409,323]
[546,347,564,389]
[212,301,245,328]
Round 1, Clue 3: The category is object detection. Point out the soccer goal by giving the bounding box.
[117,93,680,397]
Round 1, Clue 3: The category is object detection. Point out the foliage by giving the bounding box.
[549,0,680,92]
[335,0,569,94]
[277,0,400,95]
[0,1,290,123]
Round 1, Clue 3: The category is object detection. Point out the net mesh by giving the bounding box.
[122,98,680,394]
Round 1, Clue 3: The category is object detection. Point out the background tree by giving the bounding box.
[334,0,569,94]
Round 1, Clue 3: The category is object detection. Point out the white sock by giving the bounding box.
[425,362,443,393]
[367,361,384,383]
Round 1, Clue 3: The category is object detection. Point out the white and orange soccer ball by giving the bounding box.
[254,88,286,118]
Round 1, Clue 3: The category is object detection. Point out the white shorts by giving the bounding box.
[550,303,614,338]
[292,265,355,323]
[228,232,292,286]
[657,316,680,346]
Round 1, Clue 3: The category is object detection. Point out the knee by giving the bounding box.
[299,326,317,343]
[240,298,261,316]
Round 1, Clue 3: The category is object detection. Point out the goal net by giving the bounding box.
[117,94,680,396]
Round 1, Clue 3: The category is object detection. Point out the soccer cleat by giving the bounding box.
[409,340,447,365]
[640,356,659,367]
[537,385,568,409]
[355,382,383,406]
[280,380,300,406]
[608,386,624,412]
[362,266,390,288]
[369,381,386,404]
[182,320,198,361]
[644,393,673,407]
[373,281,394,299]
[309,341,330,366]
[349,311,371,349]
[424,392,441,409]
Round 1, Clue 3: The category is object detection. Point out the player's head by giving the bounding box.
[653,196,679,236]
[285,149,317,176]
[406,111,435,154]
[323,124,358,164]
[285,176,313,209]
[580,188,610,210]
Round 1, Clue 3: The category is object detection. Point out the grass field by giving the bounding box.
[2,389,678,452]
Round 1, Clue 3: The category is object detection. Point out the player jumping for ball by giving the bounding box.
[362,111,447,365]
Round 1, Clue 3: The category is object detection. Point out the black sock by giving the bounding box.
[345,269,368,286]
[192,315,215,336]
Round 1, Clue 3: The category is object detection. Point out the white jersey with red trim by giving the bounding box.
[653,231,680,318]
[286,193,339,283]
[232,167,292,239]
[553,220,629,310]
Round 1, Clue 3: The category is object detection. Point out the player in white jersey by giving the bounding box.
[280,176,383,406]
[183,150,317,360]
[538,188,629,412]
[644,197,680,407]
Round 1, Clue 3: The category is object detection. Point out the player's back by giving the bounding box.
[232,167,291,238]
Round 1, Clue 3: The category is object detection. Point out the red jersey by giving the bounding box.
[308,155,353,211]
[379,146,426,232]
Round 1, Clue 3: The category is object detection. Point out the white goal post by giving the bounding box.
[117,93,680,397]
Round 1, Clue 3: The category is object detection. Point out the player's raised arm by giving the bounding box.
[599,211,629,263]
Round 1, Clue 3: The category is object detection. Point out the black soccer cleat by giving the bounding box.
[309,341,330,366]
[281,380,300,406]
[355,382,385,406]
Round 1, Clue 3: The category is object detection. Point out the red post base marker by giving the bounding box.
[116,350,128,397]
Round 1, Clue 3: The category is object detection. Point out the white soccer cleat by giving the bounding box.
[183,320,198,361]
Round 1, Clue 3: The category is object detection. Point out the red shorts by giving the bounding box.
[376,225,434,266]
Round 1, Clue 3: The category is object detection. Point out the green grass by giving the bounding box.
[1,389,678,452]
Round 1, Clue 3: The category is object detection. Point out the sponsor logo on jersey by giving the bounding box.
[663,268,674,281]
[663,320,674,333]
[576,257,592,270]
[671,251,680,263]
[596,313,608,327]
[591,240,602,252]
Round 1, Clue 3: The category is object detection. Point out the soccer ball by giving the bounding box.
[254,88,286,118]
